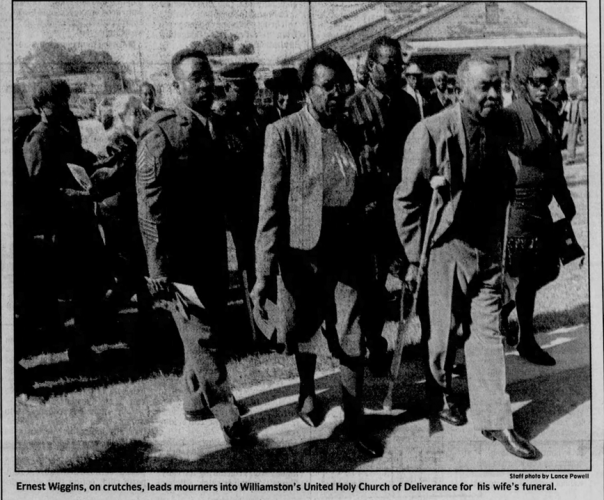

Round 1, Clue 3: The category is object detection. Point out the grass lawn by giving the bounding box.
[14,153,590,471]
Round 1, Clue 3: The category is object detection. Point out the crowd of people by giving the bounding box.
[14,37,586,461]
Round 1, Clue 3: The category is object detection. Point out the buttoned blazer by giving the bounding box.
[393,103,516,264]
[255,107,359,277]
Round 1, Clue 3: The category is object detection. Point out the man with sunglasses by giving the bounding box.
[252,48,383,457]
[346,36,421,376]
[137,48,253,446]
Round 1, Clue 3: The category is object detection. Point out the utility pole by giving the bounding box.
[308,2,315,50]
[138,44,144,83]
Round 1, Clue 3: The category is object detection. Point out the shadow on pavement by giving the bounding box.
[37,307,592,471]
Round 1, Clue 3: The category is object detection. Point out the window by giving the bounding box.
[485,2,500,24]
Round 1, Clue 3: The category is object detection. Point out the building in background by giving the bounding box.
[280,2,586,83]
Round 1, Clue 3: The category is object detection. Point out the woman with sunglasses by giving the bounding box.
[502,46,576,365]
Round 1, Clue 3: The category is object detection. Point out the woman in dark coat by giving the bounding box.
[503,47,576,365]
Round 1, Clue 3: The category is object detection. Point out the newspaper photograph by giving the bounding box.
[1,1,602,498]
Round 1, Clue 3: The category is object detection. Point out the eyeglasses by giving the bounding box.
[314,81,346,95]
[528,76,554,88]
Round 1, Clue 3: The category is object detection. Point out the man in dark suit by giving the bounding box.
[252,49,382,457]
[346,36,420,374]
[425,70,453,117]
[394,56,540,459]
[136,48,252,446]
[219,62,271,341]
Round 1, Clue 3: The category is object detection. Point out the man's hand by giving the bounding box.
[251,276,273,321]
[404,264,420,294]
[145,277,174,303]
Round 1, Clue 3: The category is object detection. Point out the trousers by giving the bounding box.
[425,238,514,430]
[170,289,239,429]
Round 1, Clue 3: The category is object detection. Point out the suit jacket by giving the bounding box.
[425,90,453,117]
[22,119,97,236]
[393,103,516,264]
[136,103,229,294]
[255,107,361,277]
[404,85,425,120]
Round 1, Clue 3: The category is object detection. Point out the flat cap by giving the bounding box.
[220,62,259,81]
[264,67,301,92]
[405,63,422,75]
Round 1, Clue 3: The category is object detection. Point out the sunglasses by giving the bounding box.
[528,76,554,88]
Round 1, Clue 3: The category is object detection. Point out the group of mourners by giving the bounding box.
[14,35,584,462]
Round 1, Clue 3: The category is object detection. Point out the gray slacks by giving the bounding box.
[425,238,514,430]
[171,290,239,429]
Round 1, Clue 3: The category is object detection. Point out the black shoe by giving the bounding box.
[297,395,325,428]
[518,345,556,366]
[185,408,213,422]
[438,405,467,426]
[337,424,384,458]
[353,434,384,458]
[222,419,256,447]
[482,429,541,460]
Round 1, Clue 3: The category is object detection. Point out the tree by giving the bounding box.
[20,42,124,78]
[190,32,254,56]
[20,41,77,76]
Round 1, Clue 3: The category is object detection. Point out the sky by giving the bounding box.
[13,1,589,78]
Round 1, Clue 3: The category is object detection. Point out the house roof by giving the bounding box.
[280,2,585,66]
[280,2,456,65]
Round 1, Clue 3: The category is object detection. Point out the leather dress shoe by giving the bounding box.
[222,419,257,447]
[353,433,384,458]
[482,429,541,460]
[518,345,556,366]
[185,408,213,422]
[297,396,325,428]
[337,424,384,458]
[438,404,467,426]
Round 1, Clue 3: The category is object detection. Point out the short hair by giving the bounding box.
[140,81,156,94]
[367,36,402,65]
[31,78,71,110]
[432,70,448,83]
[171,48,209,78]
[299,48,349,92]
[514,46,560,91]
[111,94,142,128]
[456,56,499,92]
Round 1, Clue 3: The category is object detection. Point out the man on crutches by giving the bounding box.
[393,56,540,460]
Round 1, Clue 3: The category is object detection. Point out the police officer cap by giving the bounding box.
[171,48,209,76]
[220,62,259,82]
[265,67,301,92]
[405,63,422,75]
